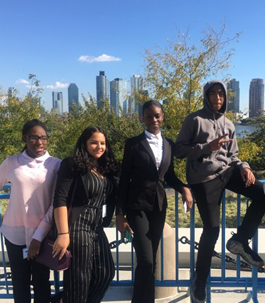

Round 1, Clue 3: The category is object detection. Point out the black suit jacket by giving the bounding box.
[53,157,117,227]
[116,132,185,215]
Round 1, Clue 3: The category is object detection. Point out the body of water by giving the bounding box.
[235,124,257,138]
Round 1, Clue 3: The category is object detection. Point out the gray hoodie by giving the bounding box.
[175,80,249,185]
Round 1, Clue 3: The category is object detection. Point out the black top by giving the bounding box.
[53,157,117,227]
[116,132,185,215]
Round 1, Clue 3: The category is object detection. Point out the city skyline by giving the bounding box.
[1,0,265,113]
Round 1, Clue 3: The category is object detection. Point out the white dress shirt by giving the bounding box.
[145,130,163,170]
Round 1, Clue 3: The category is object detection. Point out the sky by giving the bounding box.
[0,0,265,112]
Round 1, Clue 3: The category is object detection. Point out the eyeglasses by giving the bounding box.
[26,135,48,143]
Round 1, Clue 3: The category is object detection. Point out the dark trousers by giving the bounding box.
[190,166,265,283]
[127,206,166,303]
[5,238,50,303]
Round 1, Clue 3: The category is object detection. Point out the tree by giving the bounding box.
[245,116,265,172]
[144,24,240,136]
[143,24,240,180]
[0,96,43,163]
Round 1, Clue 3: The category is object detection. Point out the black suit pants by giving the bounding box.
[127,206,166,303]
[190,166,265,283]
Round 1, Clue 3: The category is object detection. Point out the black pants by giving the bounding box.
[5,238,50,303]
[190,166,265,283]
[127,206,166,303]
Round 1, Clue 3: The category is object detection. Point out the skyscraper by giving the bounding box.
[227,79,240,113]
[249,79,264,118]
[52,92,63,114]
[96,71,109,108]
[110,78,127,116]
[68,83,79,112]
[129,74,143,115]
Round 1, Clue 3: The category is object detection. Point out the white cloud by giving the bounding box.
[46,82,68,89]
[78,54,121,63]
[16,79,31,88]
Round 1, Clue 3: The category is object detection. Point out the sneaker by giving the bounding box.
[226,233,264,268]
[190,273,206,303]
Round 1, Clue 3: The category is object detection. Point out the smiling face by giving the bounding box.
[85,132,106,160]
[142,105,164,135]
[207,84,225,112]
[23,126,48,158]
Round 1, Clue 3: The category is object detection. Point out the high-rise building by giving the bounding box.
[249,79,264,118]
[52,92,63,114]
[129,75,143,115]
[7,87,15,99]
[68,83,79,112]
[110,78,127,116]
[96,71,109,108]
[227,79,240,113]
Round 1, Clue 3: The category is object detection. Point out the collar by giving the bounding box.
[144,130,162,140]
[20,150,50,164]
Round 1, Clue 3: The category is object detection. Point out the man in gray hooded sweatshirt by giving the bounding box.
[175,80,265,303]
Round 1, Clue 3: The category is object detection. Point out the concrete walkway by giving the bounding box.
[102,268,265,303]
[0,269,264,303]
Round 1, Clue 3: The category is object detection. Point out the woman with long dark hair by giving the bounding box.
[116,100,193,303]
[52,126,118,303]
[0,119,61,303]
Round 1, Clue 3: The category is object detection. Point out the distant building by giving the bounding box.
[129,75,143,115]
[68,83,79,112]
[227,79,240,113]
[7,87,15,99]
[52,92,63,114]
[96,71,109,108]
[249,78,264,118]
[110,78,127,116]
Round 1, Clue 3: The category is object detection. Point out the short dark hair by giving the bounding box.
[142,100,163,114]
[73,126,118,176]
[22,119,48,136]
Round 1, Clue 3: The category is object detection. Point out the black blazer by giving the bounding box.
[53,157,117,227]
[116,132,185,215]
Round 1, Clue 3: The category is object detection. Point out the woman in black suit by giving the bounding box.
[52,126,118,303]
[116,100,193,303]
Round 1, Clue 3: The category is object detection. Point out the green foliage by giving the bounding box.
[237,137,261,164]
[166,193,265,228]
[245,116,265,171]
[0,96,42,163]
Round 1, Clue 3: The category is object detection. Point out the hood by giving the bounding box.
[203,79,227,115]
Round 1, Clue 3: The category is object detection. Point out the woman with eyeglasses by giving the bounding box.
[0,119,61,303]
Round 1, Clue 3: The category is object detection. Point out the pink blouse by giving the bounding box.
[0,151,61,247]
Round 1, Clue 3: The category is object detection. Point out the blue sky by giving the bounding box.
[0,0,264,112]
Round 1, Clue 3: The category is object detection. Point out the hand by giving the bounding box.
[28,239,41,259]
[240,168,255,187]
[52,234,70,260]
[209,133,233,152]
[181,187,193,212]
[116,214,133,238]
